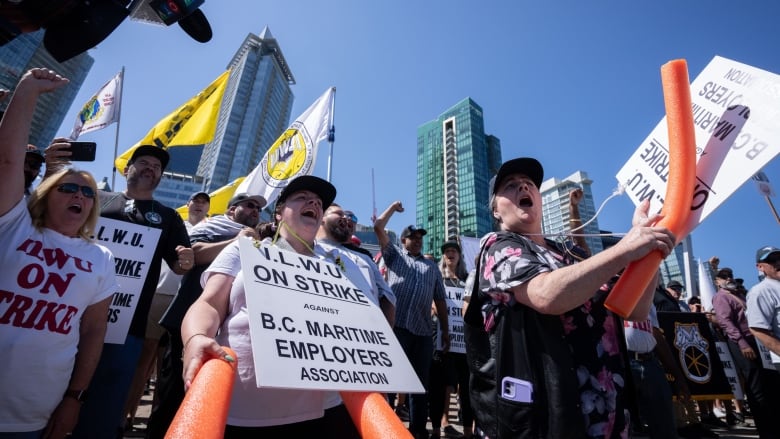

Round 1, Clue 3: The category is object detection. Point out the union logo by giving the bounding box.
[261,120,314,186]
[673,322,712,383]
[79,96,104,123]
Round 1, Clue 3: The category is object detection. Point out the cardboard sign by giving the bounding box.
[238,238,424,393]
[93,217,161,344]
[617,56,780,237]
[435,285,466,354]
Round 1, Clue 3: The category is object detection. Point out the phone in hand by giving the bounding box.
[68,141,97,161]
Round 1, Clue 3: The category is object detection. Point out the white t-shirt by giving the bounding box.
[0,199,117,432]
[202,239,328,427]
[623,306,659,354]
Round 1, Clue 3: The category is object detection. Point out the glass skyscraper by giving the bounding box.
[155,26,295,207]
[539,170,604,255]
[416,98,502,256]
[0,30,93,147]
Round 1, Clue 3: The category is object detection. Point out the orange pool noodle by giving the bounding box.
[341,391,413,439]
[605,59,697,318]
[165,347,237,439]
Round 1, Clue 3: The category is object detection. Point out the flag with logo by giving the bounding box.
[235,87,335,205]
[752,170,775,198]
[114,70,230,171]
[70,71,122,139]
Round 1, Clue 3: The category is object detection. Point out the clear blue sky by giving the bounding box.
[58,1,780,291]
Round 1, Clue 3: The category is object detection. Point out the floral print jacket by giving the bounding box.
[476,231,629,438]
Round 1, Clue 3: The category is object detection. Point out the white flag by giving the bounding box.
[697,259,717,312]
[70,71,122,139]
[236,87,335,205]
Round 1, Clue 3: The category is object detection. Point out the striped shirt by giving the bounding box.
[382,243,446,335]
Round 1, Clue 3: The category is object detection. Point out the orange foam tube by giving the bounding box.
[340,391,413,439]
[165,347,237,439]
[605,59,697,318]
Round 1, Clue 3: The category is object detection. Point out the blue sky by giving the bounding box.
[59,1,780,291]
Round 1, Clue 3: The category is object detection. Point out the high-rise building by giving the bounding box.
[0,30,93,147]
[539,170,604,255]
[416,98,502,256]
[155,26,295,207]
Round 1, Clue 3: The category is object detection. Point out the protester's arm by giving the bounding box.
[750,328,780,356]
[192,227,257,265]
[568,188,591,256]
[181,272,234,390]
[433,273,450,352]
[0,69,68,216]
[43,295,111,438]
[379,296,395,327]
[511,200,675,315]
[373,201,403,249]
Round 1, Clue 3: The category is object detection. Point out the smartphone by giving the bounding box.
[500,376,533,403]
[68,141,97,161]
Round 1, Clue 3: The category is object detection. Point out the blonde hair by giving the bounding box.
[27,168,100,241]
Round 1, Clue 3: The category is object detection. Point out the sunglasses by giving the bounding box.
[57,182,95,199]
[330,211,358,223]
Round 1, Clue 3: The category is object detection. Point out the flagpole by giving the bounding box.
[764,195,780,225]
[326,87,336,182]
[111,66,125,190]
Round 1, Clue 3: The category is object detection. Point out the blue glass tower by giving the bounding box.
[416,98,502,256]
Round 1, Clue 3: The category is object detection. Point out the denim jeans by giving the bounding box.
[393,327,433,435]
[629,355,678,438]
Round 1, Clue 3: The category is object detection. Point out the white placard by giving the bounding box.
[93,218,161,344]
[238,238,424,393]
[616,56,780,238]
[714,341,744,400]
[755,337,780,371]
[435,286,466,354]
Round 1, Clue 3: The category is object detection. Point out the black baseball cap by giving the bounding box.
[276,175,337,209]
[490,157,544,195]
[26,144,44,165]
[401,225,427,239]
[189,191,210,202]
[130,145,170,170]
[667,280,684,291]
[756,246,780,263]
[228,193,267,209]
[441,241,461,253]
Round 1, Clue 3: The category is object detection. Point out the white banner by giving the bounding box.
[93,218,161,344]
[436,285,466,354]
[616,56,780,238]
[714,341,744,400]
[238,238,424,393]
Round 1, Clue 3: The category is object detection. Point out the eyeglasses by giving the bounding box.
[241,201,262,211]
[57,182,95,199]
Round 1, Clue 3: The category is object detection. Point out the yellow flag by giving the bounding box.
[115,70,230,172]
[176,177,245,219]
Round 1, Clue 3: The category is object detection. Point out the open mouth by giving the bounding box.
[301,208,318,219]
[519,196,533,207]
[68,204,83,214]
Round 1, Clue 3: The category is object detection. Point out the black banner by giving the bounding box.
[657,312,733,400]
